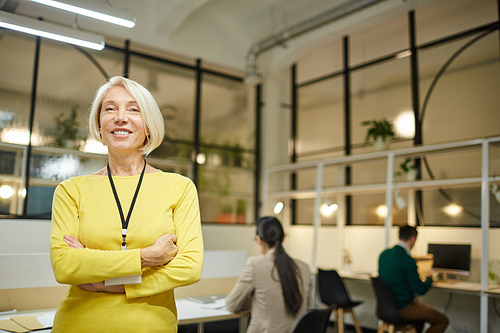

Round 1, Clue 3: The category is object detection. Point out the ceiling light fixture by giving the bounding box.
[0,11,105,50]
[394,190,407,210]
[491,183,500,204]
[442,203,463,217]
[320,199,338,217]
[375,205,388,219]
[273,202,284,214]
[29,0,136,28]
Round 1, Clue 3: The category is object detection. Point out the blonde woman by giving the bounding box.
[50,76,203,332]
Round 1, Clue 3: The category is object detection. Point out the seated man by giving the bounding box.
[378,225,449,333]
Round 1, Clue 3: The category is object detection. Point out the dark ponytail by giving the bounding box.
[256,216,303,316]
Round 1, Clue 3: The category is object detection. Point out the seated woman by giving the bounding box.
[226,216,312,333]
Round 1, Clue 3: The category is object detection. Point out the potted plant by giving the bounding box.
[235,199,247,224]
[361,117,395,151]
[489,258,500,285]
[216,203,234,224]
[53,105,80,149]
[394,157,417,181]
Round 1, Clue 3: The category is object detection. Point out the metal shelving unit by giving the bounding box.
[262,136,500,333]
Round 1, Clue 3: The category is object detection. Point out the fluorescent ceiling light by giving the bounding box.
[29,0,136,28]
[0,11,104,50]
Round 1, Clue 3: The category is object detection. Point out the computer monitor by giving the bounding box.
[427,243,471,280]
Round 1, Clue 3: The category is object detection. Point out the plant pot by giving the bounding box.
[215,213,245,224]
[373,136,389,151]
[406,169,417,181]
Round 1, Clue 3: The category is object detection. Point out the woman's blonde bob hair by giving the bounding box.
[88,76,165,156]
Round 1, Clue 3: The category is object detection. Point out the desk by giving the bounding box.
[0,298,249,333]
[431,281,481,295]
[485,287,500,297]
[177,298,249,333]
[338,270,482,295]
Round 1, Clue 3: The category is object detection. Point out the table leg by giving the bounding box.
[239,316,248,333]
[197,322,204,333]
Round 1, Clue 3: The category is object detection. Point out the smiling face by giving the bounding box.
[99,85,148,155]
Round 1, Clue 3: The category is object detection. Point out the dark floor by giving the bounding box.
[178,320,375,333]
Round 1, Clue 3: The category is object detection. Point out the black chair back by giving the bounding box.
[370,276,414,327]
[318,269,358,308]
[292,306,333,333]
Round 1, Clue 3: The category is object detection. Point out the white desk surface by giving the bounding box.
[0,298,249,332]
[176,298,250,325]
[338,270,482,294]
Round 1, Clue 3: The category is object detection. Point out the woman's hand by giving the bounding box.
[78,281,125,293]
[64,235,85,249]
[140,234,178,268]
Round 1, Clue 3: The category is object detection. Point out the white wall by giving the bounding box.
[0,220,257,290]
[2,219,500,331]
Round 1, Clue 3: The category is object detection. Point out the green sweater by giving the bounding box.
[378,245,433,309]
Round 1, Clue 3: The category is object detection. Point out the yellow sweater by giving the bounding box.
[50,172,204,333]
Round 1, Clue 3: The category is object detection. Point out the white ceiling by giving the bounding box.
[3,0,435,71]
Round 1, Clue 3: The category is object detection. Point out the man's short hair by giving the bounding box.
[399,225,418,241]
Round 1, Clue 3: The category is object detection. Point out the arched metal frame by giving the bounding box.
[290,12,500,226]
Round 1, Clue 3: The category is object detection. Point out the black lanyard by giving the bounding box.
[107,160,146,250]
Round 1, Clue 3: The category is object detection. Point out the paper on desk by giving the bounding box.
[0,318,29,333]
[105,274,142,286]
[36,313,55,328]
[12,316,46,330]
[200,298,226,310]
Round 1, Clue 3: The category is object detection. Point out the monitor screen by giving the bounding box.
[427,243,471,276]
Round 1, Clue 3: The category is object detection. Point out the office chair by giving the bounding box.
[370,276,420,333]
[317,269,364,333]
[292,305,335,333]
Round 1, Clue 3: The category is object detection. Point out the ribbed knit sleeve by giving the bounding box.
[50,179,142,285]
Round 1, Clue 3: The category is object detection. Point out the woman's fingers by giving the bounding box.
[64,235,85,249]
[141,233,178,267]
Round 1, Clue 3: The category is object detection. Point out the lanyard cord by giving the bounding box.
[107,159,146,250]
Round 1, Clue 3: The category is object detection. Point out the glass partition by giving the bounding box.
[419,32,500,145]
[351,57,413,154]
[199,73,255,223]
[297,77,344,157]
[0,32,254,222]
[0,31,36,216]
[129,55,196,166]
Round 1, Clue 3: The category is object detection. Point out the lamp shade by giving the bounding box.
[0,11,105,50]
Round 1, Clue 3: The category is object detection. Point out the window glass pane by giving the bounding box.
[421,186,500,227]
[130,56,196,146]
[199,74,254,224]
[0,32,35,146]
[349,11,408,66]
[297,77,343,157]
[36,40,123,150]
[351,159,386,186]
[416,0,498,45]
[295,199,316,225]
[0,31,36,215]
[199,164,254,224]
[23,40,122,216]
[421,150,481,181]
[351,57,413,154]
[201,74,251,148]
[419,32,500,145]
[350,192,407,226]
[297,40,343,83]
